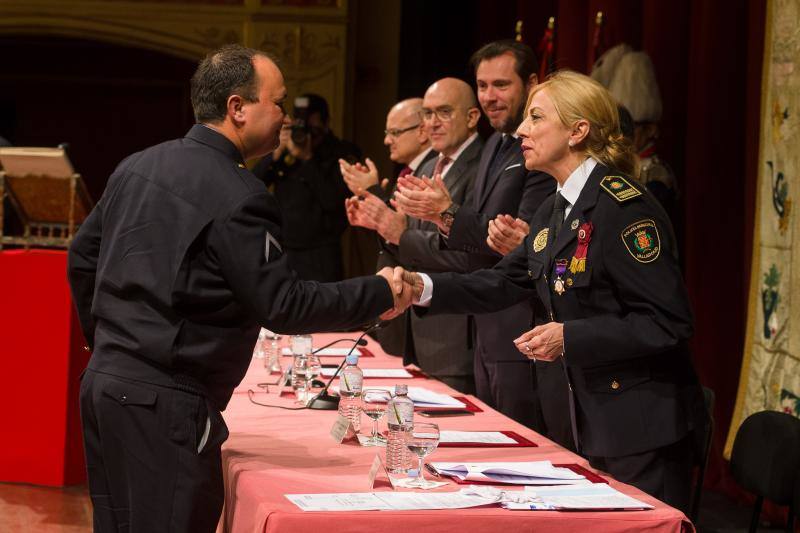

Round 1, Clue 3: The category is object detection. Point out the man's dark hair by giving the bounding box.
[470,40,538,83]
[190,44,272,123]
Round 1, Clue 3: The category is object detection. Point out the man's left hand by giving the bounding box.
[513,322,564,361]
[394,174,452,224]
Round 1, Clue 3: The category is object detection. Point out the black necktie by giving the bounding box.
[487,135,516,177]
[547,192,568,245]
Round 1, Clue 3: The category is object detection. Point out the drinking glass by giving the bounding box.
[305,353,322,390]
[291,354,309,404]
[361,388,392,446]
[404,422,440,488]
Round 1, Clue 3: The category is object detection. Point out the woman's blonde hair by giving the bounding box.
[528,70,637,178]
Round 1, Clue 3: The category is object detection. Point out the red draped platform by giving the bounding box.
[0,250,88,486]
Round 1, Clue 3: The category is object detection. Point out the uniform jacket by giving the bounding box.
[424,162,705,457]
[68,125,392,410]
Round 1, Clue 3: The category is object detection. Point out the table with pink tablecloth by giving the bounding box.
[221,333,693,533]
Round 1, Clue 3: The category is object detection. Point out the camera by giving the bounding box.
[290,96,310,145]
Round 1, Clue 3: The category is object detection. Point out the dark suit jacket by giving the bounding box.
[368,148,438,203]
[385,135,483,378]
[437,131,555,429]
[372,148,438,356]
[423,163,705,457]
[67,125,392,410]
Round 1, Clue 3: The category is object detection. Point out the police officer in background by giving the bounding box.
[68,44,409,533]
[396,71,705,512]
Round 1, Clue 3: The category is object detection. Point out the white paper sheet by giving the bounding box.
[331,386,466,408]
[321,368,412,378]
[282,347,362,357]
[501,484,654,510]
[439,431,517,444]
[430,461,586,486]
[285,490,496,512]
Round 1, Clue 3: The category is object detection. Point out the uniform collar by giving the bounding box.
[557,157,597,208]
[186,124,246,165]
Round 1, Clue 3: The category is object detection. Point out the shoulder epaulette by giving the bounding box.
[599,175,642,203]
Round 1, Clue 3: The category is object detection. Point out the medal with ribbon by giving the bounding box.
[553,259,568,295]
[569,222,593,274]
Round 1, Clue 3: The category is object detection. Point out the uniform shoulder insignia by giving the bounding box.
[621,218,661,263]
[600,175,642,202]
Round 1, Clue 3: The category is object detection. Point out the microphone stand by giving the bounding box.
[306,322,383,410]
[311,337,367,354]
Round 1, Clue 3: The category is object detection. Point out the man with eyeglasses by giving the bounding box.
[340,98,436,203]
[393,40,556,435]
[345,77,483,393]
[339,98,436,356]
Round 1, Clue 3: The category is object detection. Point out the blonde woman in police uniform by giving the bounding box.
[401,70,706,512]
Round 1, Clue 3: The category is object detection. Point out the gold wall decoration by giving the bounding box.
[0,0,350,135]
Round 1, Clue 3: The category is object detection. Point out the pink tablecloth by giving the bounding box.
[221,333,693,533]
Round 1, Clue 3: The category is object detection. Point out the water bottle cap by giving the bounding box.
[346,354,359,365]
[394,384,408,395]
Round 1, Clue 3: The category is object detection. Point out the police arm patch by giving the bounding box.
[621,219,661,263]
[600,175,642,202]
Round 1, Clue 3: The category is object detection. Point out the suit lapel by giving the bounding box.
[478,139,523,212]
[473,132,501,206]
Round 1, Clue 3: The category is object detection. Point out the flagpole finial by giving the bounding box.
[595,11,604,26]
[515,20,523,42]
[548,16,555,30]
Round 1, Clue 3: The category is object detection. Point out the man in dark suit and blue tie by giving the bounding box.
[395,41,555,433]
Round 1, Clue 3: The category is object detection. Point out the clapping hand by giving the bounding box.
[394,174,451,226]
[513,322,564,361]
[487,214,530,256]
[340,158,383,195]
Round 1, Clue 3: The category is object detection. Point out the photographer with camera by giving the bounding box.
[252,93,361,281]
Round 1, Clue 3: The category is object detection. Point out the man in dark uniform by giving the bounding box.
[68,45,408,533]
[393,41,555,433]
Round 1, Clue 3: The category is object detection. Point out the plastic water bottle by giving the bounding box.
[337,354,363,432]
[290,335,313,393]
[385,384,415,473]
[264,333,282,374]
[253,328,268,359]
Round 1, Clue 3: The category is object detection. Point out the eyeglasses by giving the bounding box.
[419,107,455,122]
[384,124,420,138]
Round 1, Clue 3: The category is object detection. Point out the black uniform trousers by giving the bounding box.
[80,369,228,533]
[586,434,694,514]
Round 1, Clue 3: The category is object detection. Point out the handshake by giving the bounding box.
[376,266,423,320]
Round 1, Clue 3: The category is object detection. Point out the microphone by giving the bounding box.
[307,322,384,410]
[312,337,368,354]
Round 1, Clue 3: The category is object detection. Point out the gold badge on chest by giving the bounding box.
[533,228,549,253]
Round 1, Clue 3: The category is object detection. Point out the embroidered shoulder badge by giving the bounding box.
[600,175,642,202]
[621,219,661,263]
[533,228,549,253]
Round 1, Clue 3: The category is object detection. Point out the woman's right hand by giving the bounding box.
[487,214,530,256]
